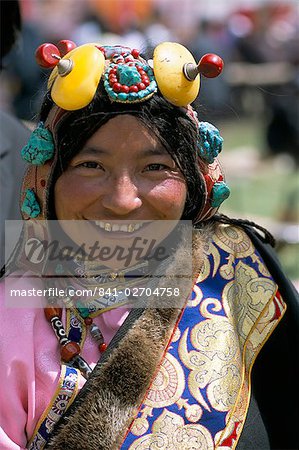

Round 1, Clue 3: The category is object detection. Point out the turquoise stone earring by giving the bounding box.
[21,189,41,218]
[198,122,223,164]
[21,122,54,165]
[211,181,230,208]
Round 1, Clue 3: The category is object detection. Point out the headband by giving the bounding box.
[20,41,230,223]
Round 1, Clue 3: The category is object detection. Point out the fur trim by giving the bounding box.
[46,225,212,450]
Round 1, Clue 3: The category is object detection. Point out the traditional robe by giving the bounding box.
[0,224,298,450]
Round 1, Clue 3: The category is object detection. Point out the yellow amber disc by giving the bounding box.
[50,44,105,110]
[153,42,200,107]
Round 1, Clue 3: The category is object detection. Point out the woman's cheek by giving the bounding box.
[149,179,187,215]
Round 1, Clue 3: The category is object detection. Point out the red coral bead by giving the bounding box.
[44,307,62,321]
[129,85,138,93]
[141,76,150,86]
[138,70,146,76]
[61,341,80,362]
[110,68,117,74]
[35,43,61,68]
[121,85,129,93]
[109,75,117,84]
[84,317,93,326]
[131,49,140,58]
[198,53,224,78]
[57,40,77,57]
[113,82,122,92]
[99,342,107,353]
[137,83,146,90]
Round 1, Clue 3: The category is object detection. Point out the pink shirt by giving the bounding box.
[0,274,130,449]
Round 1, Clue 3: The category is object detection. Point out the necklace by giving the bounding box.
[44,306,94,379]
[44,262,149,378]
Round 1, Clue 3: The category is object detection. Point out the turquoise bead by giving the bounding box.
[139,90,147,98]
[21,189,41,218]
[21,123,54,165]
[77,306,90,318]
[117,65,140,86]
[198,122,223,164]
[118,92,128,101]
[109,91,118,100]
[211,182,230,208]
[128,92,138,101]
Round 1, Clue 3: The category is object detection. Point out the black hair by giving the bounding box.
[0,0,21,65]
[40,81,205,221]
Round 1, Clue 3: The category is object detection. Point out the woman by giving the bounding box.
[0,41,298,450]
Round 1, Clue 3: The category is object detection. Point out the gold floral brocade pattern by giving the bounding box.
[126,226,286,450]
[130,410,214,450]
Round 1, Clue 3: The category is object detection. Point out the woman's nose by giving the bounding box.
[101,174,142,215]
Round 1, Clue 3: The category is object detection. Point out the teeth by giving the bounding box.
[94,221,144,233]
[104,223,112,232]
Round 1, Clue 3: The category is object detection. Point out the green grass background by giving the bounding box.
[217,117,298,282]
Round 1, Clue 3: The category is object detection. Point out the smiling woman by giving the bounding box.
[0,41,298,450]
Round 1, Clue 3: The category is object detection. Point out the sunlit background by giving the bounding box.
[1,0,298,285]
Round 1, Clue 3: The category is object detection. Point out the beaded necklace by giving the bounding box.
[44,261,149,379]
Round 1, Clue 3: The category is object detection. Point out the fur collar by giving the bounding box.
[46,225,212,450]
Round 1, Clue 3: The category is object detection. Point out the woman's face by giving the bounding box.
[54,114,187,266]
[55,114,187,223]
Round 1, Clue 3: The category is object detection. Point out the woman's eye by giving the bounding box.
[79,161,103,169]
[144,163,168,171]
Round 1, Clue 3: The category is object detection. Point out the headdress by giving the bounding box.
[20,40,230,223]
[14,42,231,376]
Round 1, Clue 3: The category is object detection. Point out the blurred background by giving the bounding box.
[0,0,298,285]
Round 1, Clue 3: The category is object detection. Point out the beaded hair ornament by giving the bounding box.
[21,40,229,223]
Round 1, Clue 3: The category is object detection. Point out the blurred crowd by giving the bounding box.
[1,0,298,163]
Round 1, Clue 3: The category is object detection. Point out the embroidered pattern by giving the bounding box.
[27,366,79,450]
[27,310,85,449]
[123,225,286,449]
